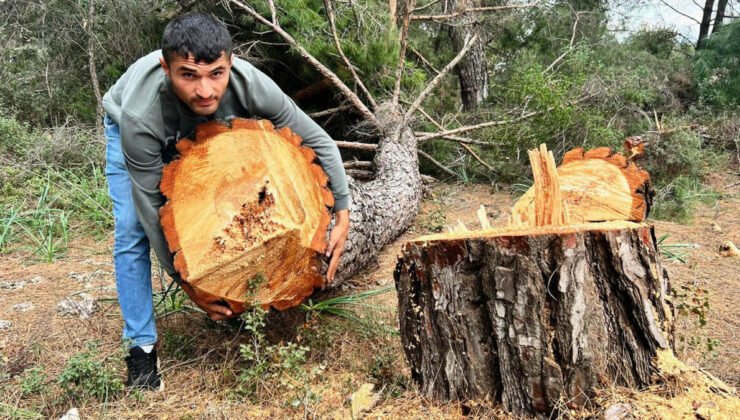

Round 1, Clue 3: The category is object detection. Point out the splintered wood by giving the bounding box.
[526,144,568,227]
[159,118,334,313]
[511,144,652,226]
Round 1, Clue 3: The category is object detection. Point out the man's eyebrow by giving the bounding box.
[178,65,198,73]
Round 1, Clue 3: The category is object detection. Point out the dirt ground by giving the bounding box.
[0,178,738,419]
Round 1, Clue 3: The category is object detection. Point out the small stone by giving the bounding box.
[57,294,99,319]
[602,403,634,420]
[29,276,44,284]
[0,280,26,290]
[719,241,740,258]
[12,302,35,312]
[711,222,722,233]
[59,407,80,420]
[0,320,11,330]
[349,383,379,418]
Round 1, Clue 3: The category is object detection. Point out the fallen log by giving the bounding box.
[159,118,333,312]
[394,144,674,416]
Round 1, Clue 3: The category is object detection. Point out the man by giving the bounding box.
[102,13,350,391]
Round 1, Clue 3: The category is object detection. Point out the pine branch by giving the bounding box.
[229,0,380,130]
[411,3,538,21]
[323,0,378,110]
[392,0,418,108]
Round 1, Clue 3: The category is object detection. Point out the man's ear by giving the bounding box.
[229,54,234,67]
[159,57,170,78]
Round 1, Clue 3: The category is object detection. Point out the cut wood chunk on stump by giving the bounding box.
[394,144,674,417]
[512,145,653,225]
[159,118,334,313]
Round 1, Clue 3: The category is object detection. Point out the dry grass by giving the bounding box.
[0,180,738,419]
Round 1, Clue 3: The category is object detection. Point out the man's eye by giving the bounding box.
[183,73,194,79]
[212,72,222,77]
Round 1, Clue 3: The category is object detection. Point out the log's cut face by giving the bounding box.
[512,147,652,224]
[159,119,334,312]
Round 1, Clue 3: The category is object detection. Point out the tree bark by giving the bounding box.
[712,0,729,34]
[394,222,673,416]
[448,0,489,110]
[332,103,423,283]
[697,0,716,46]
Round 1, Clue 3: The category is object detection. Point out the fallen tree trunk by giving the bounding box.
[394,145,674,416]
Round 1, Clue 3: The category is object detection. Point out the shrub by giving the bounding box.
[57,342,124,402]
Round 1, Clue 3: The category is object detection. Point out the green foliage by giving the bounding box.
[162,331,195,360]
[56,342,125,402]
[235,306,319,403]
[628,28,678,59]
[19,367,49,397]
[0,403,43,420]
[695,20,740,107]
[656,233,695,264]
[673,284,723,357]
[652,176,720,223]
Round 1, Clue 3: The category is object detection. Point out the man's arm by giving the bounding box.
[120,112,233,319]
[119,111,177,278]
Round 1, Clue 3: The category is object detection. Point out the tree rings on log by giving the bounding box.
[512,146,653,225]
[394,221,673,416]
[159,118,334,312]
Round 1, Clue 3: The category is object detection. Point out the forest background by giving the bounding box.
[0,0,739,418]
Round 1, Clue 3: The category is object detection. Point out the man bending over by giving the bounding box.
[102,13,350,391]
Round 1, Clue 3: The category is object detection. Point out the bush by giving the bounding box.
[56,342,125,402]
[695,20,740,107]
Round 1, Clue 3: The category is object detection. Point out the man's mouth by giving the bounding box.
[195,99,214,107]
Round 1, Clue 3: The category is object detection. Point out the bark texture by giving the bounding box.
[448,0,490,110]
[698,0,716,46]
[332,103,423,283]
[394,223,674,416]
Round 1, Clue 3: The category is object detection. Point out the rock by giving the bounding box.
[602,403,634,420]
[0,320,11,330]
[68,271,88,283]
[0,280,26,290]
[57,294,99,319]
[349,383,380,419]
[12,302,35,312]
[59,407,80,420]
[719,241,740,258]
[29,276,44,284]
[711,222,722,233]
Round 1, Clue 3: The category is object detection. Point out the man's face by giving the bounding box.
[160,52,233,116]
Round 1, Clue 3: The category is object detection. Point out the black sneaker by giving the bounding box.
[125,346,163,391]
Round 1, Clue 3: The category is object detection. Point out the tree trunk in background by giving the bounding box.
[712,0,729,34]
[394,223,673,416]
[697,0,716,46]
[449,0,490,110]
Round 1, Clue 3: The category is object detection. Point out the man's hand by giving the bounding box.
[325,209,350,284]
[180,282,233,321]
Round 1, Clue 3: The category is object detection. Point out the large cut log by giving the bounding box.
[394,145,673,416]
[159,118,334,311]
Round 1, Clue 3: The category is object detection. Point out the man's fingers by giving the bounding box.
[325,235,337,257]
[326,247,343,283]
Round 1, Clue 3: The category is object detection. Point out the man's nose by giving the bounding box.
[195,79,213,99]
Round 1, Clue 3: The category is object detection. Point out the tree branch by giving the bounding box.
[418,150,459,179]
[343,160,374,169]
[658,0,701,24]
[392,0,418,108]
[335,140,378,151]
[411,3,538,21]
[416,94,593,142]
[403,31,480,122]
[309,104,354,118]
[541,12,580,75]
[323,0,378,110]
[408,45,440,75]
[86,0,103,122]
[229,0,380,130]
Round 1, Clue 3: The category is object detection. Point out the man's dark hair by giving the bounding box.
[162,13,232,64]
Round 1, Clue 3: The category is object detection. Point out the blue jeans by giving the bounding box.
[104,114,157,348]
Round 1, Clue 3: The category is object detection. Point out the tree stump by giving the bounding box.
[159,118,333,312]
[394,145,674,416]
